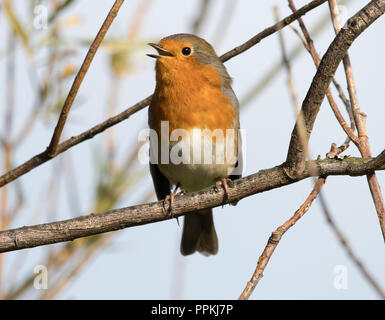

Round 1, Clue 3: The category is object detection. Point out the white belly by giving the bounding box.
[154,129,238,192]
[159,162,231,192]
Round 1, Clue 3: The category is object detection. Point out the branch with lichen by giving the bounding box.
[0,155,384,253]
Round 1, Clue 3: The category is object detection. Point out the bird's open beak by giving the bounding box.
[147,43,174,59]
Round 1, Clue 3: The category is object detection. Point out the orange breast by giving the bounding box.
[149,60,235,135]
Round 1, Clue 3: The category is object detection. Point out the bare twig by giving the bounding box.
[288,5,353,157]
[318,192,385,299]
[240,0,351,110]
[274,7,309,165]
[332,78,355,132]
[239,177,326,300]
[0,25,16,300]
[211,0,237,47]
[191,0,212,34]
[219,0,328,62]
[288,0,358,147]
[5,183,155,299]
[40,236,111,300]
[0,96,151,189]
[328,0,385,240]
[288,3,353,159]
[46,0,125,157]
[326,142,349,158]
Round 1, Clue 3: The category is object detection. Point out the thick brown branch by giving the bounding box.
[357,149,385,172]
[0,0,330,189]
[285,0,385,177]
[47,0,125,156]
[0,156,384,253]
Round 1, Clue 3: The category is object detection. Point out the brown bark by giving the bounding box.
[0,156,384,253]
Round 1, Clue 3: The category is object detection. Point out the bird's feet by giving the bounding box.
[164,183,185,215]
[215,178,232,204]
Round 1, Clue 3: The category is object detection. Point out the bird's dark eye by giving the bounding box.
[181,47,192,56]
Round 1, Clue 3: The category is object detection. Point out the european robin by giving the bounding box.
[147,33,242,256]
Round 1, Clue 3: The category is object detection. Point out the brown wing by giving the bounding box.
[149,163,171,201]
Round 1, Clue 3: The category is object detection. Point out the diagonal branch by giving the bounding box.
[288,0,359,148]
[0,0,330,189]
[284,0,385,178]
[0,97,151,188]
[219,0,328,62]
[0,156,384,253]
[46,0,125,157]
[239,177,326,300]
[328,0,385,240]
[318,192,385,299]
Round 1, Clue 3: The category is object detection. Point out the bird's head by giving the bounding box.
[147,33,230,86]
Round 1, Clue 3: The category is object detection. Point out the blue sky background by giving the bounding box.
[1,0,384,299]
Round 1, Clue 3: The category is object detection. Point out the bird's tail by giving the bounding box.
[180,209,218,256]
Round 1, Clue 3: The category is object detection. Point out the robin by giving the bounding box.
[147,33,242,256]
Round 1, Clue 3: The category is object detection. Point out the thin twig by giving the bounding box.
[0,25,16,300]
[274,7,309,165]
[239,177,326,300]
[211,0,237,47]
[0,96,151,189]
[332,78,355,132]
[40,236,111,300]
[288,7,352,159]
[46,0,125,157]
[326,142,349,158]
[219,0,328,62]
[240,0,350,110]
[288,5,353,158]
[39,191,152,299]
[318,192,385,299]
[328,0,385,240]
[191,0,212,35]
[288,0,358,149]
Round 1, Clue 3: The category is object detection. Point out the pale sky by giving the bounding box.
[1,0,384,299]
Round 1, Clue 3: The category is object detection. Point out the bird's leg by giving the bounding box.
[215,178,232,204]
[176,188,186,196]
[164,183,181,214]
